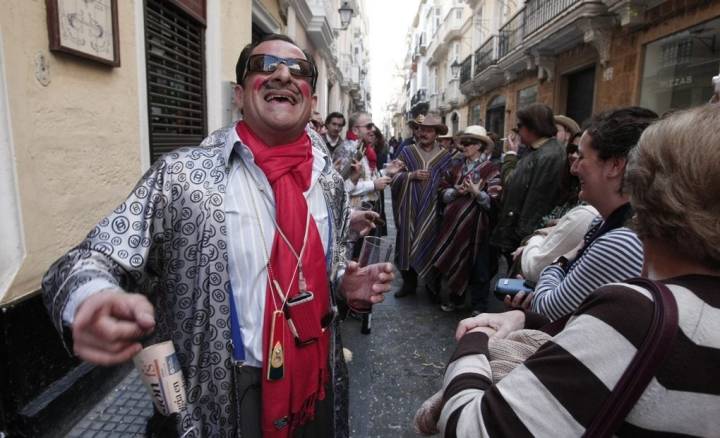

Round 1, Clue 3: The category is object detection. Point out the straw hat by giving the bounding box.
[554,115,581,136]
[457,125,494,149]
[408,113,448,135]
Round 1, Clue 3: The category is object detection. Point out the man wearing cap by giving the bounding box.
[391,113,454,297]
[41,34,394,438]
[433,126,502,313]
[554,115,580,146]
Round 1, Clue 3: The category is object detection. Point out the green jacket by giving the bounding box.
[491,138,568,252]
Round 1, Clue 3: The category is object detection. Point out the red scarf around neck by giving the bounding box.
[364,141,378,171]
[236,122,330,437]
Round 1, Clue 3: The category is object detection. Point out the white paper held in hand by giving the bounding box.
[133,341,187,415]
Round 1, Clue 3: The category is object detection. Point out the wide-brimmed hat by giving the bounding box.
[408,113,448,135]
[457,125,494,149]
[554,115,581,136]
[438,133,454,140]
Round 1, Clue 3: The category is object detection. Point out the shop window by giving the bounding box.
[640,17,720,115]
[485,95,506,136]
[517,85,537,110]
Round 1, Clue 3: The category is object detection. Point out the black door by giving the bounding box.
[565,66,595,127]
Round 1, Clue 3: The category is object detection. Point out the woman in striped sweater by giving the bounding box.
[507,107,659,321]
[438,104,720,437]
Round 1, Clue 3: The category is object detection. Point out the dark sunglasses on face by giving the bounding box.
[460,140,479,147]
[244,54,317,87]
[356,123,374,129]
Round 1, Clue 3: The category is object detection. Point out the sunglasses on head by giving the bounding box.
[243,54,317,88]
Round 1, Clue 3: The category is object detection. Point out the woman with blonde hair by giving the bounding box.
[434,104,720,437]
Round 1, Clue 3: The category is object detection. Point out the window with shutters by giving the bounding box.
[144,0,207,162]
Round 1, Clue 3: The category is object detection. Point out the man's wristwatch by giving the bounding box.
[552,255,570,270]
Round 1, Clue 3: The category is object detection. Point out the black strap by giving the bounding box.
[584,277,679,437]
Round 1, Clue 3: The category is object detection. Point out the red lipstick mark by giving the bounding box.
[299,82,311,98]
[253,78,265,91]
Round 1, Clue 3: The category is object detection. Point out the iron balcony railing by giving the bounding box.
[411,88,428,106]
[498,9,525,59]
[460,55,473,85]
[473,36,499,76]
[524,0,579,36]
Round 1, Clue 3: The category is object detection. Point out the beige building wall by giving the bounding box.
[1,0,142,304]
[1,0,253,305]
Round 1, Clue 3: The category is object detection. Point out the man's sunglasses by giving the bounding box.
[243,54,317,89]
[356,123,374,129]
[460,140,479,146]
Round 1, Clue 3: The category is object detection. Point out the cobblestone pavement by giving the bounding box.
[66,189,504,436]
[340,193,504,437]
[66,369,152,437]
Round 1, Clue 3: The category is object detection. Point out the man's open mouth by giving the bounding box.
[264,93,297,105]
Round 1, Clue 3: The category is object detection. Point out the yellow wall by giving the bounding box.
[1,0,253,304]
[1,0,143,304]
[222,0,253,81]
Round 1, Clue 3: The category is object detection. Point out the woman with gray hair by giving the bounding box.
[433,104,720,437]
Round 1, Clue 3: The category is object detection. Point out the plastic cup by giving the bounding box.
[358,236,394,268]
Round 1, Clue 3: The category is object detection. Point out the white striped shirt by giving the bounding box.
[531,218,643,321]
[440,275,720,437]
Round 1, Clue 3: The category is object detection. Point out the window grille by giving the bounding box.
[144,0,207,162]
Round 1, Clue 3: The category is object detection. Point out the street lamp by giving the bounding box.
[338,2,354,29]
[450,60,461,77]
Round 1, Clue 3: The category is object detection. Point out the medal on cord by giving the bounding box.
[242,163,311,381]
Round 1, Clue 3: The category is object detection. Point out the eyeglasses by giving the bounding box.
[243,54,317,87]
[356,123,374,129]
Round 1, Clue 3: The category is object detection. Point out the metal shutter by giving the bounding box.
[144,0,206,163]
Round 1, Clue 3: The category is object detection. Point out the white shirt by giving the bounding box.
[224,129,330,367]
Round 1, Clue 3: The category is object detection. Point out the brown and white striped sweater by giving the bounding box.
[439,275,720,437]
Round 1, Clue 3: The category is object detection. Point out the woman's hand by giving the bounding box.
[455,310,526,340]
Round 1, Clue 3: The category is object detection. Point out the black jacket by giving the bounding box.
[491,138,568,252]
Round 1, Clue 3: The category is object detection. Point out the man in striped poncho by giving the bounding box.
[391,113,454,298]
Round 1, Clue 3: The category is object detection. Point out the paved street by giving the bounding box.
[67,190,504,437]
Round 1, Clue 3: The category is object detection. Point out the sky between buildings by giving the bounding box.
[368,0,421,127]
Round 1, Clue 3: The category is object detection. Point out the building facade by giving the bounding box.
[394,0,720,139]
[0,0,370,435]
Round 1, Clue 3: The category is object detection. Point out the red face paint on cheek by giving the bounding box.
[253,78,265,92]
[299,82,311,98]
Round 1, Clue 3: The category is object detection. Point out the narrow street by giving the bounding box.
[340,190,503,438]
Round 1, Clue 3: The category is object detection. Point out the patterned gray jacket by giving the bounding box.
[42,126,351,437]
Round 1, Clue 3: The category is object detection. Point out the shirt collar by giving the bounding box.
[531,137,550,150]
[226,122,330,184]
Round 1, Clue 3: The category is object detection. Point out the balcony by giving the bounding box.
[410,88,428,107]
[458,0,615,99]
[293,0,336,55]
[498,11,524,59]
[525,0,581,36]
[474,36,499,77]
[459,55,473,85]
[427,7,466,64]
